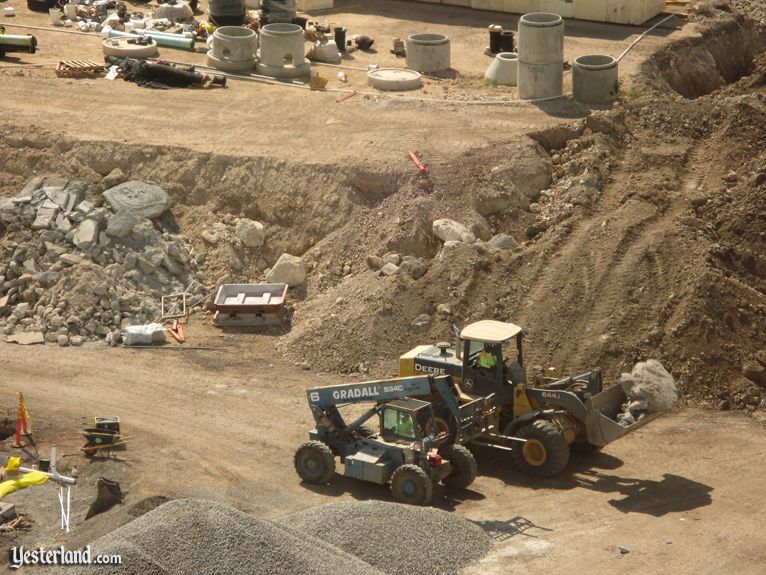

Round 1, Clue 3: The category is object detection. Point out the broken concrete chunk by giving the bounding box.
[235,219,265,248]
[6,331,45,345]
[266,253,306,287]
[103,181,171,219]
[105,209,140,238]
[59,253,86,266]
[73,220,100,250]
[379,262,400,277]
[432,219,476,244]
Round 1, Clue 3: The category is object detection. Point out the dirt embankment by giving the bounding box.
[1,9,765,413]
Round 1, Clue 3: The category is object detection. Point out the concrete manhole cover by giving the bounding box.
[367,68,422,91]
[103,181,172,219]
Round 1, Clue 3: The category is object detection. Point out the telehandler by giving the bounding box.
[295,374,510,505]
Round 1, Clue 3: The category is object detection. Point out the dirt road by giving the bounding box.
[1,339,765,574]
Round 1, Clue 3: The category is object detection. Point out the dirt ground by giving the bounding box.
[1,0,766,572]
[1,340,766,574]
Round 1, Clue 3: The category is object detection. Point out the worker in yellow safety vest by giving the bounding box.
[478,347,497,370]
[395,414,415,437]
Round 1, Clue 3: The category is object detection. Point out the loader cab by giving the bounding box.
[379,398,437,444]
[460,320,526,400]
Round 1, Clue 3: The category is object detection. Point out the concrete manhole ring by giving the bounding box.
[367,68,422,91]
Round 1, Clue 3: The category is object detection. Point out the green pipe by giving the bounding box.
[0,34,37,48]
[108,30,194,51]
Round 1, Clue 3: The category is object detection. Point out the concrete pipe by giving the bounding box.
[484,52,518,86]
[572,54,619,104]
[208,0,246,26]
[517,12,564,65]
[517,60,563,100]
[206,26,257,73]
[256,23,310,78]
[405,33,450,73]
[517,12,564,100]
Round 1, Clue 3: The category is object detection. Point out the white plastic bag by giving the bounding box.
[122,323,166,346]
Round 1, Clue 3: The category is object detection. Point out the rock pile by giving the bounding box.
[0,177,206,345]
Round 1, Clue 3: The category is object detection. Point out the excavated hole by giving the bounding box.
[646,16,766,99]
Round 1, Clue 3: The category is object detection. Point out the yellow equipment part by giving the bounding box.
[513,384,539,418]
[0,471,49,501]
[399,345,431,377]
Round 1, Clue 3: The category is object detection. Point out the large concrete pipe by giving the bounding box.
[208,0,246,26]
[405,33,450,73]
[256,23,310,78]
[517,12,564,100]
[206,26,257,73]
[572,54,619,104]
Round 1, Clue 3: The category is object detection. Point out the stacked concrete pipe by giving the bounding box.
[517,12,564,100]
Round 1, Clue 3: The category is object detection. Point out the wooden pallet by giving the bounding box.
[56,60,104,78]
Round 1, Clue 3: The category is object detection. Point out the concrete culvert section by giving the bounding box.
[572,54,618,104]
[278,500,492,575]
[406,33,451,73]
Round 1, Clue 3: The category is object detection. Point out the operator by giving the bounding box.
[478,346,497,370]
[396,414,415,437]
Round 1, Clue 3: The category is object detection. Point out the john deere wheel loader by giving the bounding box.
[400,320,662,478]
[295,375,497,505]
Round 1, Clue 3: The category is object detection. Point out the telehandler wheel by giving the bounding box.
[439,445,477,489]
[390,464,433,505]
[294,441,336,484]
[510,420,570,478]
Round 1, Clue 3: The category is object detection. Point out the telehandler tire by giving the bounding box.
[390,464,433,505]
[439,445,477,489]
[294,441,336,484]
[510,420,570,478]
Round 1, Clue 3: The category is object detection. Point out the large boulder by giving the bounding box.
[432,219,475,244]
[103,181,171,219]
[266,253,306,287]
[235,219,265,248]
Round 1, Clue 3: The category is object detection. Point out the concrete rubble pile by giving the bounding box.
[617,359,679,426]
[0,176,207,346]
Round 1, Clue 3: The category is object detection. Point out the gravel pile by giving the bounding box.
[278,500,492,575]
[56,499,385,575]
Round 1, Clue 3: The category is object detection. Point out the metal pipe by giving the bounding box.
[18,467,77,485]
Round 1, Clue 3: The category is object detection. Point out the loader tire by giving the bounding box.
[294,441,335,484]
[439,445,477,490]
[511,420,570,478]
[390,464,432,505]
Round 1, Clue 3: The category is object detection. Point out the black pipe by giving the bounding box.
[499,30,515,53]
[488,27,502,54]
[334,26,346,53]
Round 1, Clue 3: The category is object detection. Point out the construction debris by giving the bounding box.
[617,360,678,426]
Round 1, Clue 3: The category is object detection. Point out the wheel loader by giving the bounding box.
[399,320,662,478]
[295,375,501,505]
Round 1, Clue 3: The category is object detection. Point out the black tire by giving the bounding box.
[510,420,570,478]
[439,444,477,489]
[390,464,433,505]
[294,440,335,484]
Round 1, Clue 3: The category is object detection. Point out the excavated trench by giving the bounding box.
[643,15,766,98]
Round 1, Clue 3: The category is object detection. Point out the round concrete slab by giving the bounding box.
[366,68,422,91]
[103,181,171,219]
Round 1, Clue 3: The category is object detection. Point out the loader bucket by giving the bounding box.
[584,384,661,446]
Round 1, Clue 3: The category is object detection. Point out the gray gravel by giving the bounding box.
[54,499,385,575]
[278,501,492,575]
